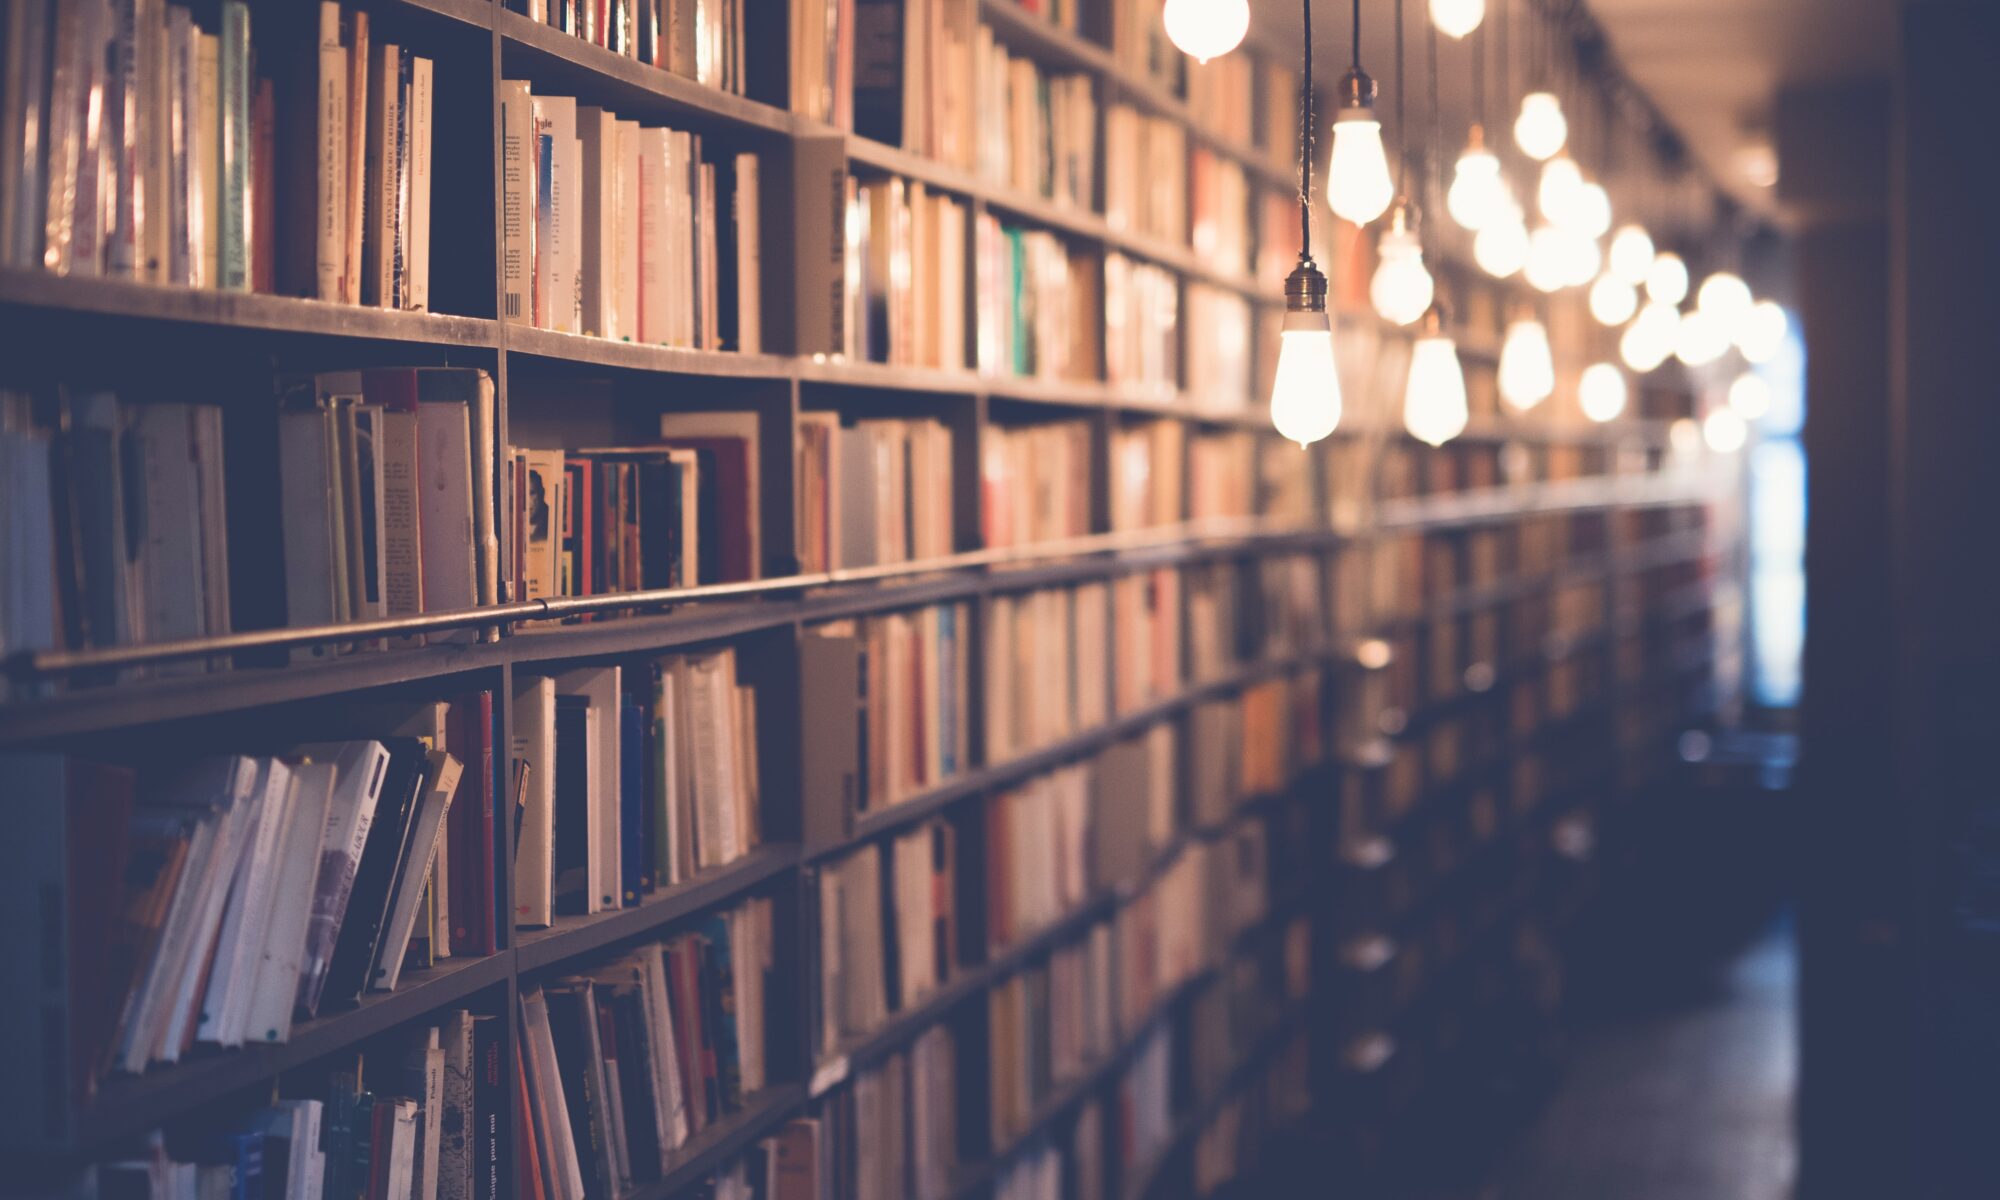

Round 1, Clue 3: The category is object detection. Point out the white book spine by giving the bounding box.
[316,3,347,302]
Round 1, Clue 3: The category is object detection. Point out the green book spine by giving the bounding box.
[217,0,250,290]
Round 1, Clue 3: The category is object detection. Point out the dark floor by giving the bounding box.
[1487,921,1798,1200]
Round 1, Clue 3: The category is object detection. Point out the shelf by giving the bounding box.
[626,1084,811,1200]
[504,324,796,379]
[516,845,802,973]
[0,270,498,348]
[75,950,513,1154]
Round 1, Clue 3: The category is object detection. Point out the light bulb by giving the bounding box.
[1697,271,1753,326]
[1270,317,1343,446]
[1474,198,1529,278]
[1163,0,1249,63]
[1405,327,1470,445]
[1329,72,1395,226]
[1559,227,1602,287]
[1669,417,1701,455]
[1538,155,1583,223]
[1370,207,1433,326]
[1675,307,1729,365]
[1646,252,1689,304]
[1447,132,1504,231]
[1608,224,1654,284]
[1589,272,1638,326]
[1572,181,1612,237]
[1703,405,1748,452]
[1514,91,1567,161]
[1578,362,1627,422]
[1429,0,1484,38]
[1498,318,1555,411]
[1728,372,1771,420]
[1738,299,1788,363]
[1524,224,1569,292]
[1620,301,1680,372]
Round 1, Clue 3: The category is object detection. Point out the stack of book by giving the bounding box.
[844,177,969,368]
[986,925,1116,1146]
[1104,253,1180,398]
[1112,568,1183,713]
[80,1009,505,1200]
[1110,419,1188,533]
[796,413,955,572]
[973,31,1096,210]
[1104,105,1188,247]
[800,603,974,836]
[975,215,1101,382]
[1185,284,1253,413]
[508,407,764,598]
[983,583,1110,763]
[511,650,762,927]
[279,368,500,649]
[6,1,434,307]
[5,710,495,1124]
[507,0,746,96]
[0,390,229,684]
[981,419,1094,551]
[517,893,775,1198]
[812,818,958,1053]
[499,81,761,350]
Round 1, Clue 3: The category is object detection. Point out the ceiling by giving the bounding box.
[1247,0,1898,226]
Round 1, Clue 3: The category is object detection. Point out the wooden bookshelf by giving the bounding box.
[0,0,1739,1196]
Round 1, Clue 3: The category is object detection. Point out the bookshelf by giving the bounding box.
[0,1,1738,1198]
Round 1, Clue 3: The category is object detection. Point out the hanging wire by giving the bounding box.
[1498,0,1510,116]
[1427,10,1442,216]
[1300,0,1315,260]
[1472,4,1487,131]
[1394,0,1407,194]
[1351,0,1361,71]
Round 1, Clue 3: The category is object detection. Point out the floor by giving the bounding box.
[1486,921,1798,1200]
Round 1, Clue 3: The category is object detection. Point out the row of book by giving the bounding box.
[511,649,763,927]
[1186,52,1299,169]
[983,582,1113,763]
[973,32,1096,211]
[1185,284,1254,414]
[974,216,1099,384]
[987,925,1118,1147]
[1103,252,1179,397]
[510,407,764,602]
[5,704,495,1132]
[801,603,973,834]
[5,1,435,308]
[795,413,956,573]
[499,81,761,351]
[77,1009,506,1200]
[0,390,229,688]
[506,0,746,97]
[982,419,1094,551]
[844,176,969,369]
[1103,105,1186,247]
[517,894,775,1199]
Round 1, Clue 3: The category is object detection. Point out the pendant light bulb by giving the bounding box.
[1163,0,1250,63]
[1620,301,1680,372]
[1370,202,1434,326]
[1559,227,1601,287]
[1447,127,1504,231]
[1537,154,1583,224]
[1429,0,1484,39]
[1608,224,1654,285]
[1697,271,1754,326]
[1405,306,1470,446]
[1328,70,1395,225]
[1498,317,1556,411]
[1738,299,1788,363]
[1578,362,1628,422]
[1270,259,1343,446]
[1588,272,1638,326]
[1728,372,1771,421]
[1474,196,1529,278]
[1646,252,1689,305]
[1524,224,1569,292]
[1514,91,1567,161]
[1675,307,1730,366]
[1572,181,1612,238]
[1703,405,1748,453]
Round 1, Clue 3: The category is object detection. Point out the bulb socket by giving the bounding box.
[1387,196,1421,237]
[1336,68,1377,115]
[1284,257,1330,315]
[1465,122,1487,151]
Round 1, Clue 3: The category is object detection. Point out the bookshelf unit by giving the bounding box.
[0,1,1738,1198]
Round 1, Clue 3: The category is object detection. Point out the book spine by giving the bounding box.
[344,12,369,304]
[472,1018,503,1200]
[408,56,433,312]
[317,2,347,302]
[217,0,250,290]
[499,81,533,324]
